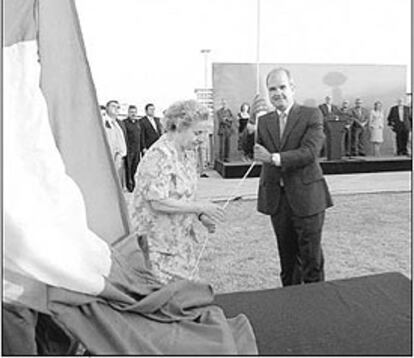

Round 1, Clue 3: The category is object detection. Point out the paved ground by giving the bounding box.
[197,170,412,201]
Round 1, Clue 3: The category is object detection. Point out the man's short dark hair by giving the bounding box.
[99,105,106,111]
[145,103,154,112]
[128,105,137,110]
[266,67,293,87]
[106,100,119,108]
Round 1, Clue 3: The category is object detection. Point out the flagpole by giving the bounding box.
[190,0,263,278]
[254,0,265,145]
[256,0,261,95]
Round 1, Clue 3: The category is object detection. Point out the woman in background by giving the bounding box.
[369,101,384,157]
[238,103,257,161]
[237,103,250,156]
[238,103,250,134]
[129,100,225,284]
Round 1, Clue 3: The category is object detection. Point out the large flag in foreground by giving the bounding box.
[4,0,130,308]
[3,0,257,354]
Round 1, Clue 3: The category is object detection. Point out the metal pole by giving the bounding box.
[254,0,265,145]
[256,0,261,94]
[201,49,211,89]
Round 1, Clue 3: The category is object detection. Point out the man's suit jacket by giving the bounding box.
[339,108,354,126]
[124,117,142,154]
[387,105,412,132]
[257,103,333,217]
[140,116,163,151]
[216,107,235,136]
[348,107,370,128]
[318,103,341,120]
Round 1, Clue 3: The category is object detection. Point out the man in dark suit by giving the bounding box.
[339,100,353,156]
[318,96,341,120]
[124,105,142,192]
[216,99,235,162]
[140,103,163,154]
[348,98,370,156]
[387,98,412,156]
[116,113,129,190]
[318,96,341,157]
[254,67,333,287]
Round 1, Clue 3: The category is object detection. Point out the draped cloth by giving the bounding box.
[48,249,257,355]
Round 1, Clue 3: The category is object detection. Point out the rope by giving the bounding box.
[190,161,256,279]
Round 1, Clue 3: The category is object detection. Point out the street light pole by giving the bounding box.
[200,49,211,89]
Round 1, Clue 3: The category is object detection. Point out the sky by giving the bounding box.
[76,0,411,115]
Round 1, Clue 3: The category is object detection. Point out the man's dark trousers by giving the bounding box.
[126,151,140,192]
[270,188,325,286]
[219,134,230,161]
[395,128,409,155]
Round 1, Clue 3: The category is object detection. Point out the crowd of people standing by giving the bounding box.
[216,93,412,161]
[104,93,412,185]
[216,100,256,162]
[100,101,163,192]
[318,95,412,157]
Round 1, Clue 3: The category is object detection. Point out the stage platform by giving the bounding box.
[214,156,412,178]
[215,272,412,355]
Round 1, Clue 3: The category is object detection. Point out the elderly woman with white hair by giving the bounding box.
[129,99,225,284]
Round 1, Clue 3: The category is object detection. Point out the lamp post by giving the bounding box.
[200,49,211,89]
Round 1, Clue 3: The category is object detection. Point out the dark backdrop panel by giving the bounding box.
[212,63,407,161]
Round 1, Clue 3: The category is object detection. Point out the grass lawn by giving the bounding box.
[194,192,411,294]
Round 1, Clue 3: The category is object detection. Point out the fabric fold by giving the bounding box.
[47,248,257,355]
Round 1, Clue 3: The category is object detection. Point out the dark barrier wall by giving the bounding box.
[212,63,407,161]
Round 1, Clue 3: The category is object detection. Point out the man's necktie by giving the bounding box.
[278,112,287,187]
[279,112,287,140]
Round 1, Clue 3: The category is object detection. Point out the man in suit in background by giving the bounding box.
[318,95,341,157]
[387,98,412,156]
[103,100,127,189]
[216,99,235,162]
[124,105,142,192]
[116,110,128,189]
[140,103,163,154]
[254,68,333,287]
[349,98,370,156]
[339,100,353,156]
[319,95,341,120]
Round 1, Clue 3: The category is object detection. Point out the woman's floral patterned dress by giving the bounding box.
[129,134,201,284]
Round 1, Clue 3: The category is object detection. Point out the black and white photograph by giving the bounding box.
[3,0,412,355]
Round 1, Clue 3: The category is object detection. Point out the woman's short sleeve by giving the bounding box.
[140,148,173,201]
